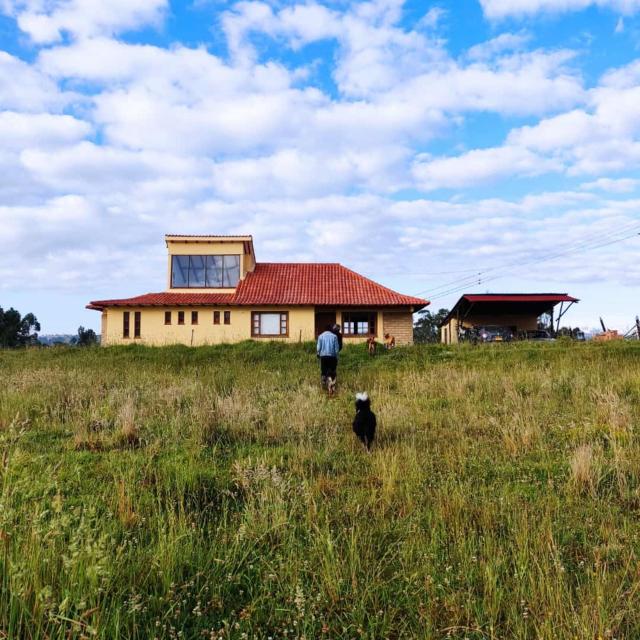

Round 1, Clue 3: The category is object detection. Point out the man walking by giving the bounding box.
[317,323,340,389]
[332,323,343,351]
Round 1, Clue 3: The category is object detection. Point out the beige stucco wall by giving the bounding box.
[102,306,316,346]
[101,307,416,347]
[166,240,253,292]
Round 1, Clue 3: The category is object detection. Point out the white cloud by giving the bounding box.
[0,111,90,149]
[0,51,73,111]
[210,147,409,199]
[2,0,167,43]
[480,0,640,19]
[580,177,640,192]
[412,146,561,190]
[467,32,531,60]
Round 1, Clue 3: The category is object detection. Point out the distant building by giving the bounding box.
[87,234,428,346]
[439,293,578,344]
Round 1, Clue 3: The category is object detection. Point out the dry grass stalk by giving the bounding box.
[569,444,599,495]
[117,480,138,528]
[118,397,139,446]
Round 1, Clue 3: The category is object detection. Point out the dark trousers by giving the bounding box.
[320,356,338,381]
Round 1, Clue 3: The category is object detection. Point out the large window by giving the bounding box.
[171,255,240,288]
[252,312,288,337]
[342,311,376,336]
[134,311,141,338]
[123,311,130,338]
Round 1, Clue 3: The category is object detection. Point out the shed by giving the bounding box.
[439,293,579,344]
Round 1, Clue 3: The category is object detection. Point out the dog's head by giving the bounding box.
[355,391,370,410]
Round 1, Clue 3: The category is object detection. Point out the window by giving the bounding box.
[178,311,185,325]
[191,311,198,325]
[123,311,130,338]
[342,311,376,336]
[213,311,220,325]
[224,311,231,325]
[134,311,141,338]
[171,255,240,288]
[252,312,288,337]
[165,311,171,325]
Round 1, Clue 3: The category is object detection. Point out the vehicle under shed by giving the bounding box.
[439,293,579,344]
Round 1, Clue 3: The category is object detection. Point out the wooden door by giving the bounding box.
[315,311,336,337]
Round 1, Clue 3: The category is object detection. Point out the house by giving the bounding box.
[439,293,579,344]
[87,235,429,346]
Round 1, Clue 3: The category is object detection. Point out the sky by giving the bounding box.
[1,0,640,335]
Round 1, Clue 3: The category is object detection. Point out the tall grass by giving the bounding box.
[1,341,640,639]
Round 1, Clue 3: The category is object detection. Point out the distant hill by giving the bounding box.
[38,334,77,345]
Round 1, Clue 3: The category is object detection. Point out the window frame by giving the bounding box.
[342,311,377,337]
[251,311,289,338]
[178,311,185,325]
[123,311,130,339]
[164,311,171,325]
[170,254,241,289]
[134,311,141,339]
[224,311,231,325]
[213,311,220,325]
[191,311,199,325]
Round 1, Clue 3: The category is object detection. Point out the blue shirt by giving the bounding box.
[317,331,340,358]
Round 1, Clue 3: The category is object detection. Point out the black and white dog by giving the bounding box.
[352,392,376,451]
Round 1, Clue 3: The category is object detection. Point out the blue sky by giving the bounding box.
[1,0,640,334]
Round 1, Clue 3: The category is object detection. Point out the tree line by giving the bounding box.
[0,305,97,348]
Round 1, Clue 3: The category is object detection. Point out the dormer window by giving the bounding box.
[171,255,240,288]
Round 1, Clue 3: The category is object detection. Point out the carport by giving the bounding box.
[439,293,579,344]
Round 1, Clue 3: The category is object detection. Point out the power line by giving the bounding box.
[424,228,640,302]
[414,219,640,298]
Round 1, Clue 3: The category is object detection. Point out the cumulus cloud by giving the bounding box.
[0,51,73,111]
[2,0,167,43]
[467,32,531,60]
[580,177,640,192]
[0,111,90,149]
[480,0,640,19]
[412,146,561,190]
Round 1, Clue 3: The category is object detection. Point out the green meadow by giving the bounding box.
[1,341,640,639]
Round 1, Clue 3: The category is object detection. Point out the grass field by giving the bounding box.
[1,341,640,640]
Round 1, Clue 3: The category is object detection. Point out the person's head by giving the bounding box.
[332,323,341,333]
[325,323,334,333]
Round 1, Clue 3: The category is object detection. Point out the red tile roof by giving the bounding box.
[463,294,578,303]
[87,263,428,311]
[440,293,579,326]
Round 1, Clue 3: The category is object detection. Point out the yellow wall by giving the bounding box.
[102,306,316,346]
[166,240,254,292]
[101,307,416,346]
